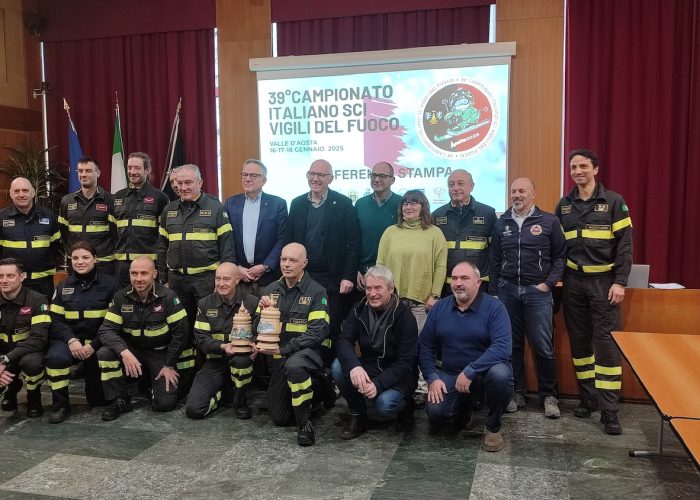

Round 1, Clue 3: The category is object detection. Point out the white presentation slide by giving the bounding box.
[251,43,514,212]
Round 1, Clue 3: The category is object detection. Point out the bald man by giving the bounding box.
[432,169,496,296]
[0,177,61,298]
[96,256,189,421]
[258,242,330,446]
[285,159,360,362]
[186,263,259,420]
[489,178,566,419]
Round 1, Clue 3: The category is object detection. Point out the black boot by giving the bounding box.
[601,409,623,435]
[49,406,71,424]
[26,389,43,418]
[1,378,21,412]
[341,413,368,440]
[101,396,132,421]
[395,398,415,433]
[574,399,599,418]
[297,420,316,446]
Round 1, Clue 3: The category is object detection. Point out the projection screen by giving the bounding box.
[250,42,515,212]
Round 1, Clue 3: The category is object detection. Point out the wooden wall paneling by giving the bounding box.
[0,0,28,108]
[496,0,564,213]
[216,0,271,200]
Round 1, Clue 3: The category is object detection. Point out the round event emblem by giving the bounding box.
[530,224,543,236]
[417,78,500,160]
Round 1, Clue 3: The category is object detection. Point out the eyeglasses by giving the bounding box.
[241,172,263,179]
[307,171,331,179]
[370,173,393,180]
[402,200,422,207]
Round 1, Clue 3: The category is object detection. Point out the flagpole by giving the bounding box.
[161,97,182,191]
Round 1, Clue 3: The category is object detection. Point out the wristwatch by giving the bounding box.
[262,265,271,273]
[0,355,10,365]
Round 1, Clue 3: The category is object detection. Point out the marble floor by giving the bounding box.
[0,384,698,500]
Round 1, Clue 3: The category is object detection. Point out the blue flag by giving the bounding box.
[64,99,83,192]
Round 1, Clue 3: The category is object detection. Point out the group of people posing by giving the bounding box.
[0,148,632,452]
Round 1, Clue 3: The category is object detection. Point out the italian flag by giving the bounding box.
[111,101,127,193]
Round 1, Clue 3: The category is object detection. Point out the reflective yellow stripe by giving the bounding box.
[97,255,116,262]
[159,227,169,238]
[180,348,195,358]
[286,323,307,333]
[0,333,8,342]
[575,370,595,379]
[49,379,70,390]
[31,240,52,248]
[30,269,56,280]
[98,360,121,369]
[58,216,68,226]
[572,355,595,366]
[446,241,457,249]
[581,229,614,239]
[65,311,80,320]
[322,338,332,348]
[46,367,70,377]
[31,314,51,325]
[595,380,622,390]
[612,217,632,232]
[206,353,223,359]
[186,232,217,241]
[144,325,169,337]
[288,378,312,392]
[167,309,187,324]
[124,328,141,337]
[176,359,196,370]
[23,370,45,383]
[231,366,253,376]
[101,369,124,381]
[132,219,157,228]
[108,215,117,224]
[51,231,61,242]
[566,260,614,273]
[50,304,66,315]
[212,333,225,341]
[115,253,157,261]
[564,229,577,240]
[460,240,487,250]
[217,223,232,237]
[180,263,219,275]
[291,392,314,406]
[85,225,110,233]
[116,219,129,228]
[167,231,182,240]
[194,320,211,331]
[1,240,27,249]
[105,311,123,324]
[232,376,252,388]
[68,224,83,232]
[308,310,330,323]
[595,365,622,376]
[84,310,108,319]
[11,332,29,342]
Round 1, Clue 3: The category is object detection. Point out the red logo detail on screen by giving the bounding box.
[96,204,108,212]
[20,306,32,315]
[144,197,155,204]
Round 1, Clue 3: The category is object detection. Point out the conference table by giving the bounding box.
[612,331,700,461]
[670,419,700,469]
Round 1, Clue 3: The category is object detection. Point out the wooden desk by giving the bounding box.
[612,331,700,418]
[670,419,700,470]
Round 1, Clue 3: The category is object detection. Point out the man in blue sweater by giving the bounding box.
[419,261,513,452]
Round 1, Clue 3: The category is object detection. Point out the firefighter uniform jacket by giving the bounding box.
[555,183,633,285]
[58,188,116,263]
[260,272,329,357]
[0,204,61,281]
[489,206,567,293]
[98,282,188,367]
[0,287,50,364]
[50,270,121,350]
[432,196,497,281]
[113,183,170,263]
[157,194,235,282]
[193,289,260,358]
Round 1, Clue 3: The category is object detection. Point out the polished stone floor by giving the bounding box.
[0,384,698,499]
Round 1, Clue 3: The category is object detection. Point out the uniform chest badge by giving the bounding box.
[67,203,78,211]
[530,225,543,236]
[153,304,164,313]
[473,217,485,224]
[19,306,32,315]
[39,218,50,225]
[144,197,155,204]
[96,204,108,212]
[435,216,448,225]
[121,304,134,313]
[199,210,211,217]
[62,288,75,295]
[594,204,609,212]
[114,199,124,206]
[2,220,15,227]
[560,205,572,214]
[206,308,218,317]
[167,211,178,218]
[299,296,311,305]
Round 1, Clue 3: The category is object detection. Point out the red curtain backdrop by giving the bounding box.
[43,29,218,195]
[276,6,492,56]
[565,0,700,288]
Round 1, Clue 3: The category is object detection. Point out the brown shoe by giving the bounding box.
[482,430,504,452]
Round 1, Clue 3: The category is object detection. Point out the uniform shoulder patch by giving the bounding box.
[620,204,629,213]
[39,303,48,312]
[321,297,328,305]
[173,297,181,305]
